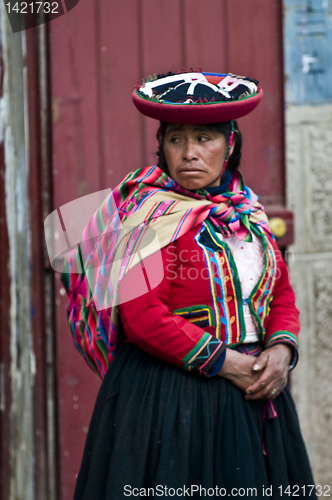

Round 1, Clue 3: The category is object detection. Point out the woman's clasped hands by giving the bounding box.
[218,344,292,400]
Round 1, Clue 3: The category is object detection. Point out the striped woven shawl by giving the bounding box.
[62,165,270,378]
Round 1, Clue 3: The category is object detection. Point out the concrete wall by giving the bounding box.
[0,6,35,500]
[286,104,332,485]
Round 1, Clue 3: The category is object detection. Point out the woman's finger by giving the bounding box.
[246,363,286,396]
[246,363,277,394]
[245,380,280,400]
[246,369,289,400]
[245,375,275,398]
[252,352,269,372]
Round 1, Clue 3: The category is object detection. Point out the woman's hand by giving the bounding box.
[218,344,292,400]
[244,344,292,400]
[217,348,266,393]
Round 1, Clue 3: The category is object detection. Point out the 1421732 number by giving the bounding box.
[6,2,59,14]
[278,485,331,497]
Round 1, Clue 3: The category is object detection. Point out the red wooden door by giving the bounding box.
[50,1,286,497]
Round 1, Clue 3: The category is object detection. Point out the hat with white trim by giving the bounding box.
[132,70,263,124]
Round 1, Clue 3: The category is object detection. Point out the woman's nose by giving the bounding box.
[183,140,198,161]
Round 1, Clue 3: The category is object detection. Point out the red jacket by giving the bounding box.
[118,220,300,376]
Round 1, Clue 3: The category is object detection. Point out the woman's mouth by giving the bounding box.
[178,168,205,173]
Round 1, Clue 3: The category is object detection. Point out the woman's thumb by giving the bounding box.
[252,353,269,372]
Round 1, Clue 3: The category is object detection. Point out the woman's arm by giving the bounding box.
[118,244,226,376]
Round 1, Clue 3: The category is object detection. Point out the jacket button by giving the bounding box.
[226,296,233,302]
[230,316,236,324]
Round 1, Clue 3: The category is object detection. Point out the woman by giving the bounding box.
[63,71,316,499]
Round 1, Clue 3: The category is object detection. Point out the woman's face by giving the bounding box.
[163,123,234,190]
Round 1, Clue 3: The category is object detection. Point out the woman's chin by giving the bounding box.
[178,181,206,191]
[175,174,212,191]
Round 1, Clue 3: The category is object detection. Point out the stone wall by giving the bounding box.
[286,104,332,485]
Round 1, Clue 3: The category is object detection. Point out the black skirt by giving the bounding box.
[74,343,316,500]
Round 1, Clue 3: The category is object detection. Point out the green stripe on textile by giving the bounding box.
[182,332,211,364]
[265,330,299,348]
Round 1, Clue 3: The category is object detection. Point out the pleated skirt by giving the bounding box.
[74,342,316,500]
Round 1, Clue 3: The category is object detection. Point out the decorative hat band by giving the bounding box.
[132,70,263,124]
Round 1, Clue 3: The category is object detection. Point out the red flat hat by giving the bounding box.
[132,71,263,124]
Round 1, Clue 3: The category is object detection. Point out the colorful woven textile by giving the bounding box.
[61,165,271,378]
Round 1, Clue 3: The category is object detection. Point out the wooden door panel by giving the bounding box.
[227,0,285,206]
[183,0,228,69]
[98,1,144,186]
[141,0,184,168]
[50,2,102,499]
[51,5,102,204]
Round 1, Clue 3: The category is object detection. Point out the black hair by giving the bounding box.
[155,120,242,176]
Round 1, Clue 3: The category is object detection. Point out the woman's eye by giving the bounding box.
[198,135,209,142]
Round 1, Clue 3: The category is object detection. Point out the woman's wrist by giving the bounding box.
[217,348,250,379]
[217,348,236,378]
[265,343,292,366]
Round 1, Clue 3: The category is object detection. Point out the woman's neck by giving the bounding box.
[205,170,232,195]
